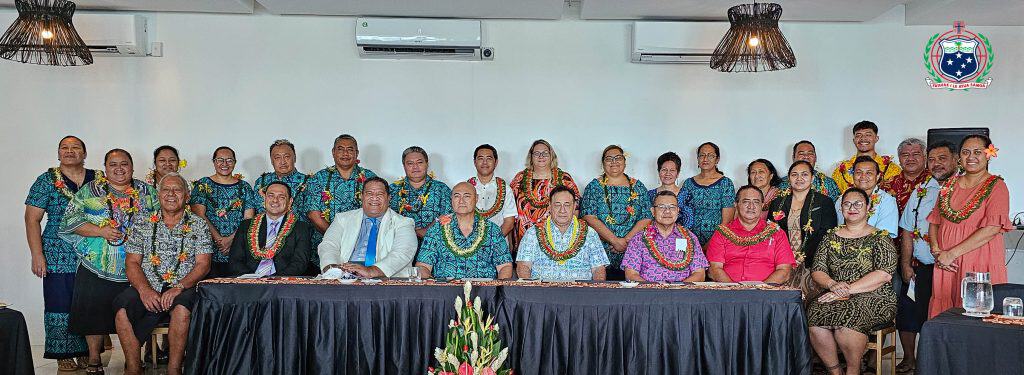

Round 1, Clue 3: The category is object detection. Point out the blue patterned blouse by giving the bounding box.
[25,168,101,273]
[389,176,453,229]
[646,188,695,228]
[189,177,259,263]
[252,170,312,222]
[581,176,654,269]
[416,215,512,279]
[681,177,736,245]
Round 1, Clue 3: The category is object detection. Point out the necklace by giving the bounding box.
[911,179,934,242]
[247,213,297,260]
[520,168,564,209]
[147,211,192,285]
[642,224,694,271]
[99,177,141,246]
[469,177,506,219]
[198,179,246,219]
[396,177,433,215]
[440,215,489,258]
[715,220,781,247]
[599,174,639,225]
[50,167,77,199]
[938,174,1001,223]
[320,166,368,222]
[536,217,588,265]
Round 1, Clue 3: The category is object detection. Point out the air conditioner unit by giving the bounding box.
[356,17,492,61]
[631,21,728,64]
[0,12,148,56]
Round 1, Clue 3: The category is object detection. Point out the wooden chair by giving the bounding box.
[149,325,169,367]
[866,321,897,375]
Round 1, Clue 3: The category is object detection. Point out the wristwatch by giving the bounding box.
[170,283,186,290]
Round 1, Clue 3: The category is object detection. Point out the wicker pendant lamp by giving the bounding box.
[709,2,795,72]
[0,0,92,66]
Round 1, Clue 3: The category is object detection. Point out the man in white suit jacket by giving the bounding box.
[318,177,417,278]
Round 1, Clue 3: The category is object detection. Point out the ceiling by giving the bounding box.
[0,0,1020,25]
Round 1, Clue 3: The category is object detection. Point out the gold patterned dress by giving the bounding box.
[807,229,898,334]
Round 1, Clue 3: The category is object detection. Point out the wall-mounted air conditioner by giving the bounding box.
[0,12,149,57]
[356,17,493,61]
[631,21,728,64]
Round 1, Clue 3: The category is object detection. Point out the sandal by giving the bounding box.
[824,362,846,375]
[85,363,105,375]
[57,359,79,372]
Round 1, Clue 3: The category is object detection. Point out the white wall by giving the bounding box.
[2,6,1022,342]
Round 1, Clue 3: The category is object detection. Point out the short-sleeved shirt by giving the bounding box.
[417,214,512,279]
[125,211,213,291]
[898,178,940,264]
[389,177,453,229]
[25,168,101,273]
[469,176,517,229]
[705,219,795,282]
[778,170,841,202]
[189,177,259,262]
[516,218,609,281]
[252,170,312,222]
[303,165,379,248]
[581,177,653,268]
[621,225,709,282]
[836,188,899,238]
[682,177,736,245]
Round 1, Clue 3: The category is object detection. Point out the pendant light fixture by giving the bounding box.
[710,2,795,72]
[0,0,93,66]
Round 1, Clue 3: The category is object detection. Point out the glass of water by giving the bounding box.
[1003,297,1024,318]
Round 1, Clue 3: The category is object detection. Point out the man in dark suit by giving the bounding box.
[228,181,312,276]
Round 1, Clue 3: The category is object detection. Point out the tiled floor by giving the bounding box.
[30,339,169,375]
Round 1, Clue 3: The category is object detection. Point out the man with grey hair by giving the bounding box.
[253,139,312,222]
[389,146,453,239]
[881,137,930,214]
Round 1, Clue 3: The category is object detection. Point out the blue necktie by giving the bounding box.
[364,218,379,267]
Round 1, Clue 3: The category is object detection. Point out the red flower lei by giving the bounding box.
[519,168,564,209]
[715,221,781,247]
[469,177,506,219]
[535,217,588,264]
[50,167,75,199]
[938,174,1001,224]
[247,213,297,259]
[642,224,695,271]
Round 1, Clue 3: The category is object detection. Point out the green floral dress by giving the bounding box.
[807,229,898,334]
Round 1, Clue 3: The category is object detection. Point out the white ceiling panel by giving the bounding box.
[579,0,907,22]
[255,0,565,19]
[906,0,1024,26]
[0,0,255,14]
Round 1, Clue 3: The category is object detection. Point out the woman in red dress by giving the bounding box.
[510,140,579,249]
[928,134,1013,318]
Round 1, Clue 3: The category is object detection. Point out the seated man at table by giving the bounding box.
[114,173,212,375]
[621,191,708,282]
[319,177,417,278]
[706,185,794,283]
[416,182,513,279]
[516,186,609,281]
[227,182,313,277]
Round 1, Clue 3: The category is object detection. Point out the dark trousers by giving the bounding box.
[896,264,934,333]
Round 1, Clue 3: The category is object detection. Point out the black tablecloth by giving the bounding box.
[186,282,810,375]
[918,308,1024,375]
[0,307,35,375]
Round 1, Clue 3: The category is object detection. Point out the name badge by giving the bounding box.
[675,238,687,252]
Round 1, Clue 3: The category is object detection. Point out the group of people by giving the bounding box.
[24,121,1012,375]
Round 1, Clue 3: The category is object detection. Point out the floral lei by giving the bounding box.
[642,224,695,271]
[519,168,565,209]
[246,213,297,260]
[938,174,1001,224]
[715,221,781,247]
[50,167,76,199]
[769,190,815,262]
[98,176,141,246]
[439,214,489,258]
[599,174,639,225]
[536,217,588,264]
[147,210,193,284]
[838,155,893,185]
[469,177,506,219]
[197,180,246,218]
[395,177,433,215]
[321,166,368,222]
[910,179,934,242]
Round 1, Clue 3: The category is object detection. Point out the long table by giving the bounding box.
[918,308,1024,375]
[185,279,810,375]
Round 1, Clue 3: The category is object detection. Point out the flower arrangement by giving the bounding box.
[427,281,511,375]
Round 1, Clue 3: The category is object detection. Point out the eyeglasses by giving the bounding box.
[532,151,551,158]
[603,155,625,163]
[213,158,236,164]
[841,201,866,210]
[697,153,717,160]
[654,204,679,211]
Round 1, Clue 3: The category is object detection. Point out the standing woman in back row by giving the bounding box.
[189,146,258,278]
[24,136,99,370]
[510,140,579,249]
[582,145,653,280]
[682,142,736,246]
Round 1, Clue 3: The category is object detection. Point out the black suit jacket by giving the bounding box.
[767,190,838,268]
[227,215,312,277]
